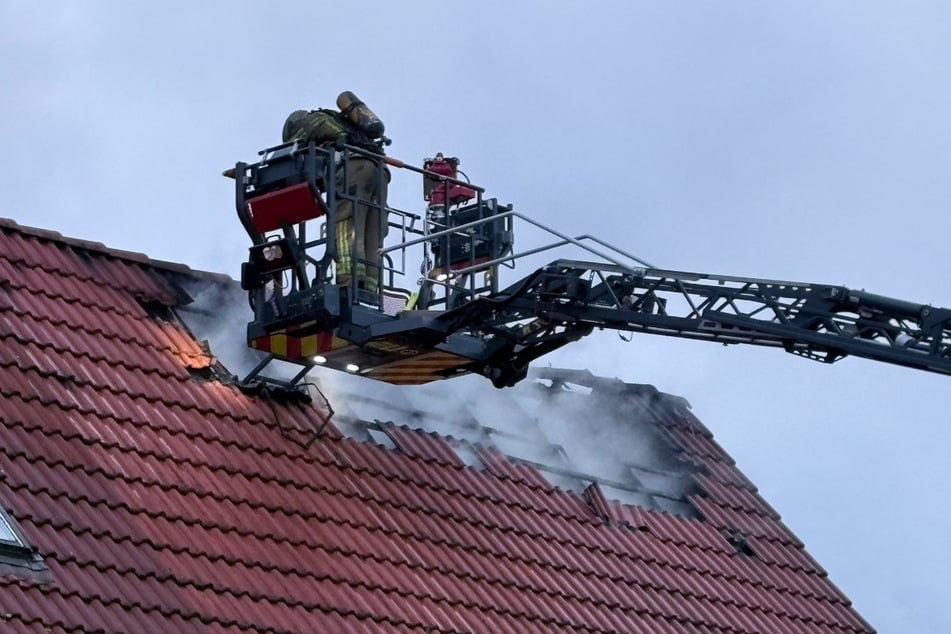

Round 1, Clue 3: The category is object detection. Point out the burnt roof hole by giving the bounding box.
[450,439,486,470]
[332,418,400,451]
[163,320,233,385]
[72,248,95,265]
[367,421,397,450]
[175,279,274,382]
[136,283,261,386]
[157,271,199,306]
[238,382,313,406]
[726,532,756,557]
[137,298,176,322]
[186,365,218,382]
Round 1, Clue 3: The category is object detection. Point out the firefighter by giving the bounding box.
[281,94,388,296]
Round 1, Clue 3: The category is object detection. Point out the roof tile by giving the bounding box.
[0,219,875,634]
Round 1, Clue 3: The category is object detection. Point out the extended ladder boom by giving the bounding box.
[437,260,951,384]
[231,142,951,388]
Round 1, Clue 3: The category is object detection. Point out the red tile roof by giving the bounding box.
[0,217,875,633]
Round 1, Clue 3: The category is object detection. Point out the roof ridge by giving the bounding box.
[0,216,232,283]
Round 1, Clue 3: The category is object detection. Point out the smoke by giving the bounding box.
[312,365,701,514]
[175,277,700,515]
[177,278,276,382]
[519,374,701,510]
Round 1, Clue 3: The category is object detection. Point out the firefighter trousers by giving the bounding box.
[334,156,389,293]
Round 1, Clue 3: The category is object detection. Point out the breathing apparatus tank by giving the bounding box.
[336,91,385,138]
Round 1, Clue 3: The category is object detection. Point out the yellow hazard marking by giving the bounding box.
[364,339,419,356]
[270,334,287,357]
[301,336,318,357]
[327,336,351,351]
[366,350,471,385]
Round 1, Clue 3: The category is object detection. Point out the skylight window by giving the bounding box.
[0,512,20,545]
[0,502,48,582]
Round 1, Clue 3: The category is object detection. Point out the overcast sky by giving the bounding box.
[3,3,950,632]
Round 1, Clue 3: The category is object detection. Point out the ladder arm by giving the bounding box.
[435,260,951,383]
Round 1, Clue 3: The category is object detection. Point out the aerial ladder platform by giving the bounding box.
[230,141,951,389]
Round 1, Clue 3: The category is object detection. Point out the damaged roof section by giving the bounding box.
[0,217,876,633]
[319,367,707,519]
[178,275,705,518]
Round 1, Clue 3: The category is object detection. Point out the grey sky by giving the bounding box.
[3,2,950,632]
